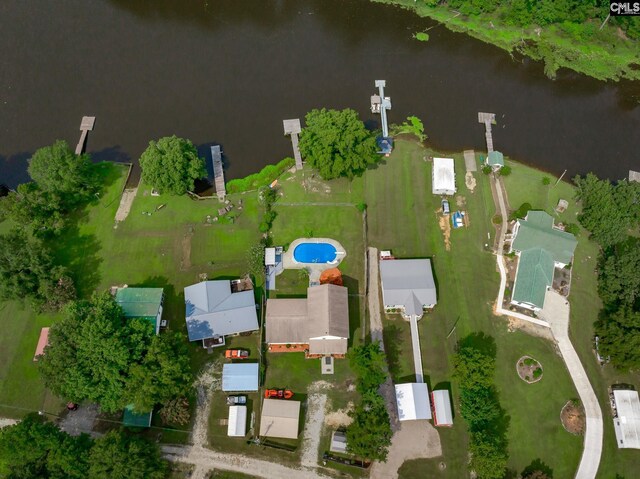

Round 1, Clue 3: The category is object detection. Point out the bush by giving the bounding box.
[564,223,580,236]
[226,157,295,194]
[414,32,429,42]
[533,368,543,379]
[499,165,512,176]
[492,215,502,225]
[482,165,493,175]
[509,202,532,221]
[542,176,551,185]
[356,202,367,212]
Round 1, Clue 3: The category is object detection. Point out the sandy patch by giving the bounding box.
[114,187,138,223]
[438,213,451,251]
[324,403,354,428]
[465,172,476,192]
[371,420,442,479]
[455,195,466,208]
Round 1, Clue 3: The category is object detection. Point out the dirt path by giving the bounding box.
[114,187,138,223]
[300,392,327,468]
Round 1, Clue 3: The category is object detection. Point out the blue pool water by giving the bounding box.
[293,243,337,263]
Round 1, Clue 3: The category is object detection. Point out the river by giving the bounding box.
[1,0,638,188]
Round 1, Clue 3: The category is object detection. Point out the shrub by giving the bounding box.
[492,215,502,225]
[414,32,430,42]
[509,202,532,221]
[533,368,543,379]
[564,223,580,236]
[499,165,512,176]
[356,202,367,212]
[482,165,493,175]
[542,176,551,185]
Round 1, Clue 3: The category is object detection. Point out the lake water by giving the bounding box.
[1,0,638,188]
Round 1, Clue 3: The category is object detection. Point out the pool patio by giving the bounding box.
[281,237,346,284]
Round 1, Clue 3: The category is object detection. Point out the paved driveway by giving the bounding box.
[539,291,603,479]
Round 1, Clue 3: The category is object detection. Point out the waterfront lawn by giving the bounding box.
[365,140,582,478]
[502,161,640,478]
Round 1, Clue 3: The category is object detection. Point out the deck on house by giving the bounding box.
[283,119,303,170]
[211,145,226,200]
[478,112,496,153]
[75,116,95,155]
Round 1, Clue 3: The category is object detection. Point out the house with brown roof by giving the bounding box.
[265,284,349,358]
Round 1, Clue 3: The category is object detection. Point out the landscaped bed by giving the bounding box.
[561,399,586,436]
[517,356,544,384]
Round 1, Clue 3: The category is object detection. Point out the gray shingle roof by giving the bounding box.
[184,281,258,341]
[379,259,437,314]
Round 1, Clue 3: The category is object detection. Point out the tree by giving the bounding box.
[595,308,640,370]
[126,332,192,413]
[159,397,191,425]
[574,174,640,248]
[348,342,387,394]
[499,165,512,176]
[0,182,66,237]
[453,345,495,391]
[89,430,167,479]
[469,431,508,479]
[0,413,92,479]
[598,238,640,308]
[391,115,427,141]
[299,108,378,180]
[28,140,95,203]
[38,292,153,412]
[139,135,206,195]
[0,229,74,309]
[346,391,392,461]
[459,388,502,431]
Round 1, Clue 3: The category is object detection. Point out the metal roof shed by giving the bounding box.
[330,430,347,453]
[613,390,640,449]
[265,248,276,266]
[432,157,456,196]
[259,398,301,439]
[395,383,432,421]
[227,405,247,437]
[222,363,259,392]
[432,390,453,427]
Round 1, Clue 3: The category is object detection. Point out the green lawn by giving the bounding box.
[364,141,583,478]
[502,160,640,479]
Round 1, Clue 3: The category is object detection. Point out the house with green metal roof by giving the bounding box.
[486,151,504,169]
[509,211,577,311]
[115,287,164,335]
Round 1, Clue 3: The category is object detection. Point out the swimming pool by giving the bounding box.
[293,243,338,263]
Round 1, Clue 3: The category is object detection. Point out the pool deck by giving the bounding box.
[282,237,346,284]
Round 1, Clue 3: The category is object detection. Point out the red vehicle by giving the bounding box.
[225,349,249,359]
[264,389,294,399]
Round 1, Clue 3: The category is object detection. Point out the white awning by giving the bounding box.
[395,383,431,421]
[265,248,276,266]
[432,157,456,195]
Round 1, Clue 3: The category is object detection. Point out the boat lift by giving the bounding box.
[371,80,393,155]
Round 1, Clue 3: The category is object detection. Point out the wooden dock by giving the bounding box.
[75,116,95,155]
[283,119,303,170]
[477,112,496,153]
[211,145,226,200]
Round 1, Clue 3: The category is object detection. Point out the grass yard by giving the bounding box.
[502,160,640,478]
[364,140,583,478]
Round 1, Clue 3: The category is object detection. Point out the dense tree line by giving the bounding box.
[454,338,508,479]
[38,292,192,414]
[0,414,167,479]
[299,108,379,180]
[419,1,639,39]
[574,174,640,370]
[345,342,392,461]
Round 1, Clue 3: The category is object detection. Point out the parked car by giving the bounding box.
[225,349,249,359]
[226,395,247,405]
[264,389,294,400]
[441,199,450,215]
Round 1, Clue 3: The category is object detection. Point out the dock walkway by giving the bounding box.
[478,112,495,153]
[211,146,226,200]
[76,116,95,155]
[283,119,303,170]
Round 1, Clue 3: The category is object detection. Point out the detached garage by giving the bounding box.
[431,390,454,427]
[432,157,456,196]
[395,383,432,421]
[227,405,247,437]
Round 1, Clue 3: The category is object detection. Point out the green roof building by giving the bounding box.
[486,151,504,168]
[510,211,577,310]
[115,287,164,335]
[123,404,152,428]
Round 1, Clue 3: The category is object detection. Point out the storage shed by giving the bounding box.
[330,430,348,453]
[432,158,456,196]
[613,389,640,449]
[222,363,259,392]
[431,390,454,427]
[259,398,301,439]
[227,405,247,437]
[395,383,432,421]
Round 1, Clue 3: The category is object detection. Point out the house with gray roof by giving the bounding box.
[184,280,258,345]
[509,211,577,311]
[379,259,437,318]
[266,283,349,357]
